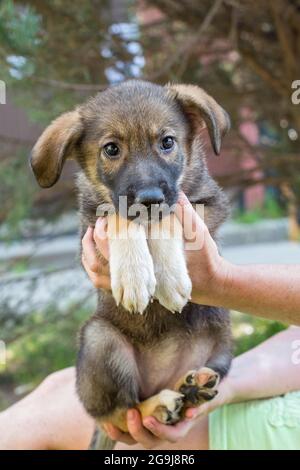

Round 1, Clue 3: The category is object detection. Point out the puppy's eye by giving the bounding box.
[161,136,175,152]
[103,143,120,158]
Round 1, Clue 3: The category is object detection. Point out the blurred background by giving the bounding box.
[0,0,299,410]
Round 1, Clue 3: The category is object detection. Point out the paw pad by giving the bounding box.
[178,368,220,407]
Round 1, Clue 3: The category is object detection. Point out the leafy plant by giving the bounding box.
[232,311,287,356]
[0,0,40,82]
[0,302,90,409]
[0,151,36,237]
[234,194,285,224]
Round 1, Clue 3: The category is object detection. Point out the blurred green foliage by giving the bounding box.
[0,303,90,409]
[234,194,285,224]
[0,0,132,123]
[0,151,36,235]
[0,0,40,82]
[232,311,287,356]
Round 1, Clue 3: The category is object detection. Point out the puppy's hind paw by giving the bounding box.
[139,390,184,425]
[176,367,220,407]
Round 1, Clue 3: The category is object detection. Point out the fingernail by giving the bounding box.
[178,191,189,205]
[186,409,198,419]
[95,217,107,238]
[144,418,156,429]
[95,217,104,229]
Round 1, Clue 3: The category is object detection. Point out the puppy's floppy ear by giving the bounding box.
[167,84,230,155]
[30,109,83,188]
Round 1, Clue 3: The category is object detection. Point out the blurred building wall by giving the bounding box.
[0,94,41,146]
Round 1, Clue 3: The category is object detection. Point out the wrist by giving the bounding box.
[215,375,236,407]
[192,257,236,307]
[214,257,234,297]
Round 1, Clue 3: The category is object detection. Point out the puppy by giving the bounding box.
[31,80,232,445]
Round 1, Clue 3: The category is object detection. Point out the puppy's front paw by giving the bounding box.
[111,260,156,314]
[149,229,192,313]
[154,267,192,313]
[109,224,156,314]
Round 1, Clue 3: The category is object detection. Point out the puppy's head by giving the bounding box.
[31,80,230,217]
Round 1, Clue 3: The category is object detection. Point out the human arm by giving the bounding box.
[0,368,94,450]
[175,192,300,326]
[83,193,300,326]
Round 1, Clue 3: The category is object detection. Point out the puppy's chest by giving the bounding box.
[135,336,215,399]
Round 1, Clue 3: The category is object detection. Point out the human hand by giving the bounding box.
[81,192,231,306]
[102,408,197,449]
[81,219,110,290]
[174,192,232,307]
[102,375,235,449]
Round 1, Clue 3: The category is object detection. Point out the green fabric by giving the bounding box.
[209,391,300,450]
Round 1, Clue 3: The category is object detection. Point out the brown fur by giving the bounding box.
[30,80,232,441]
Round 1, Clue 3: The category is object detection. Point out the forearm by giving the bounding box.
[0,369,93,450]
[226,264,300,325]
[223,327,300,405]
[194,262,300,325]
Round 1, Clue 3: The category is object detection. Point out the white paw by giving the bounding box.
[154,269,192,313]
[111,261,156,314]
[148,231,192,313]
[156,390,184,424]
[109,224,156,314]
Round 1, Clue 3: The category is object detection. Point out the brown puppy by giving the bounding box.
[31,80,232,444]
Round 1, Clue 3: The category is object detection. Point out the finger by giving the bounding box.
[143,416,193,443]
[175,191,206,232]
[185,399,218,419]
[175,191,206,247]
[185,407,200,419]
[94,218,109,260]
[82,251,110,277]
[82,255,111,290]
[82,226,102,273]
[81,225,109,276]
[103,423,136,445]
[127,409,160,449]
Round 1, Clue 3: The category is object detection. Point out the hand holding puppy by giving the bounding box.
[81,191,229,308]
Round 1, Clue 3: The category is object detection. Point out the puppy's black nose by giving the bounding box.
[135,188,165,206]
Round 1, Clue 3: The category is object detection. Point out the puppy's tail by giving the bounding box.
[89,427,115,450]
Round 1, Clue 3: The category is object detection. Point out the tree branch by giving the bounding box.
[31,77,107,92]
[268,0,297,77]
[239,47,288,99]
[144,0,224,80]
